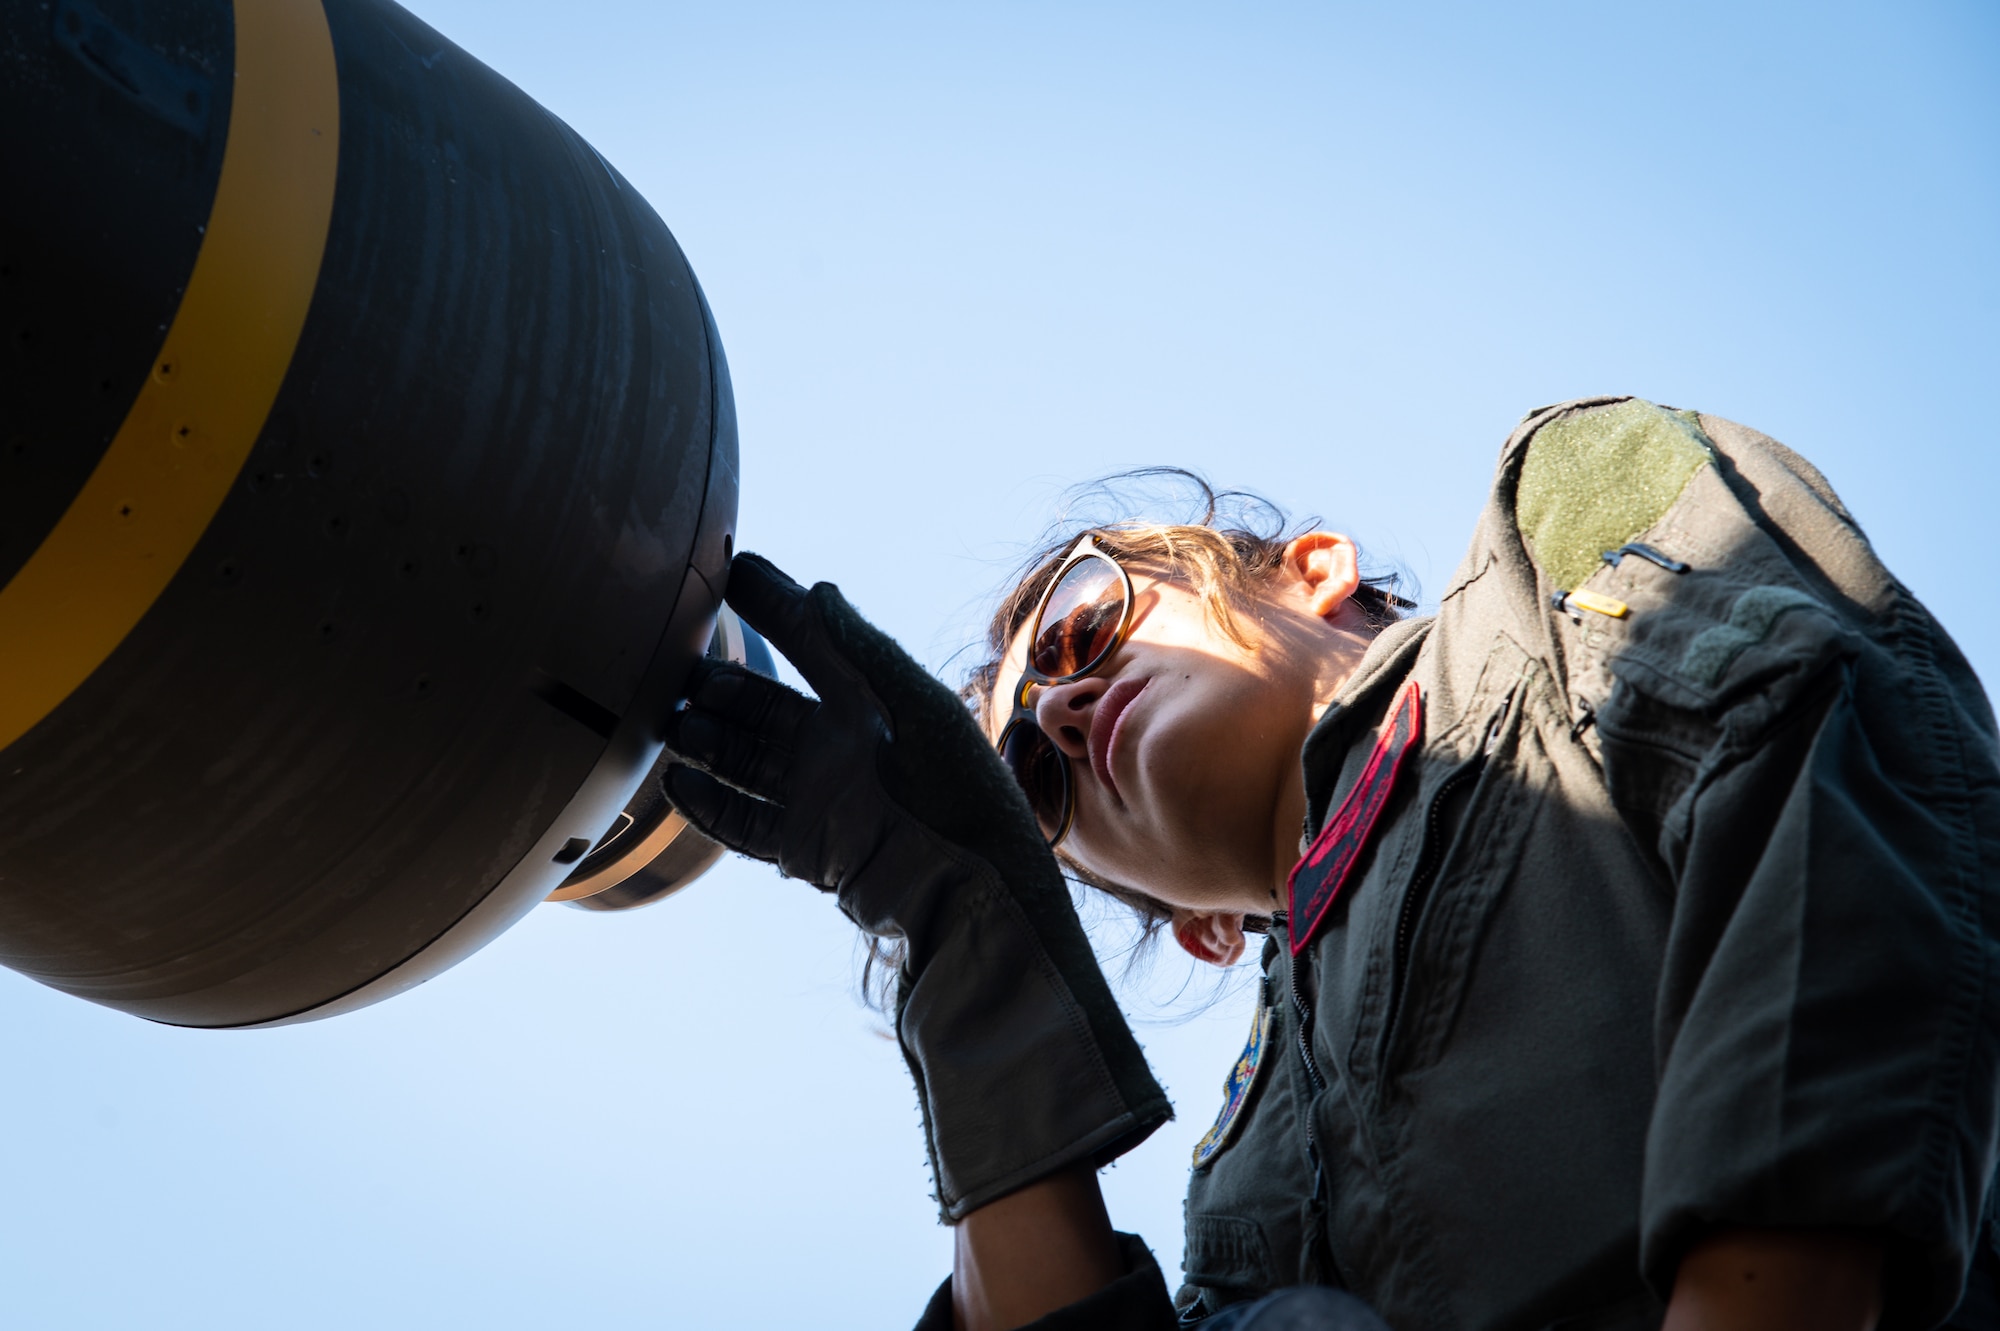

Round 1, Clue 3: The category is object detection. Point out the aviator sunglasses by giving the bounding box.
[997,536,1136,847]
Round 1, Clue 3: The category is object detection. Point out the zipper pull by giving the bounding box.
[1483,694,1512,757]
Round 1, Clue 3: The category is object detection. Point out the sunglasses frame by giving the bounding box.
[997,535,1137,847]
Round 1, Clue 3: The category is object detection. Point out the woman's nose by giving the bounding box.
[1033,675,1104,762]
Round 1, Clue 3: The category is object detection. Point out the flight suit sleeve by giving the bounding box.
[1553,411,2000,1329]
[909,1232,1179,1331]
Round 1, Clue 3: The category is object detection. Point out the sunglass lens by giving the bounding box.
[1031,556,1125,679]
[1000,720,1069,840]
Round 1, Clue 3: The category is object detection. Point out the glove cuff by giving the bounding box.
[888,837,1171,1221]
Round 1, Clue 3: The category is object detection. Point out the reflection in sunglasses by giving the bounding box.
[1002,539,1135,846]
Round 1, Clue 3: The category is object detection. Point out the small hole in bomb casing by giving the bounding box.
[316,619,336,641]
[454,542,497,577]
[551,837,591,865]
[214,558,239,587]
[323,515,346,538]
[468,600,490,624]
[306,454,328,479]
[397,558,419,579]
[413,674,433,698]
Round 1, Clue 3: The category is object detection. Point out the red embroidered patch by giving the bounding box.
[1288,681,1423,957]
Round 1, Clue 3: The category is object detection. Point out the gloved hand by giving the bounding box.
[663,553,1170,1219]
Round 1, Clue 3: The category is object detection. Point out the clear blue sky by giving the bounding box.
[3,3,1995,1326]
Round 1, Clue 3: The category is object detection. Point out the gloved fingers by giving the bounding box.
[680,659,815,751]
[663,764,786,863]
[665,697,794,802]
[725,553,848,692]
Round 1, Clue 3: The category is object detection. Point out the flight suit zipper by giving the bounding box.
[1384,694,1511,1049]
[1279,911,1336,1284]
[1278,692,1511,1286]
[1270,911,1331,1272]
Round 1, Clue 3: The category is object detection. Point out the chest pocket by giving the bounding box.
[1372,639,1545,1078]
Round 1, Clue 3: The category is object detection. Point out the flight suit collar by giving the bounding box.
[1298,614,1433,844]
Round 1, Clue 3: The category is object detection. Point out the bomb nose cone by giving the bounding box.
[0,0,737,1027]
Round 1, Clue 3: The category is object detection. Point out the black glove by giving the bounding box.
[663,553,1170,1219]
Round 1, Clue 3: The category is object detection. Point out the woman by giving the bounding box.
[663,396,2000,1331]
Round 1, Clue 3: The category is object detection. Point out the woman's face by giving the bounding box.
[989,536,1373,935]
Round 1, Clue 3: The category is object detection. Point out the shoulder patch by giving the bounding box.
[1516,398,1713,595]
[1192,1000,1274,1170]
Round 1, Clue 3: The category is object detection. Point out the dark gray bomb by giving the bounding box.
[0,0,740,1026]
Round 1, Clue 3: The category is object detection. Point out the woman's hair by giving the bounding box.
[863,469,1411,1010]
[963,472,1410,731]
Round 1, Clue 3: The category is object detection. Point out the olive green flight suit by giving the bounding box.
[929,398,2000,1331]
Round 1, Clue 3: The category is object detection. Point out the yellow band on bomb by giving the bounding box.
[0,0,340,751]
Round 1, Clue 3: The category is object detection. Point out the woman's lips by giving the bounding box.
[1089,677,1148,804]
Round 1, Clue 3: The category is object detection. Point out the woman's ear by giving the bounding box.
[1172,911,1247,967]
[1283,532,1361,620]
